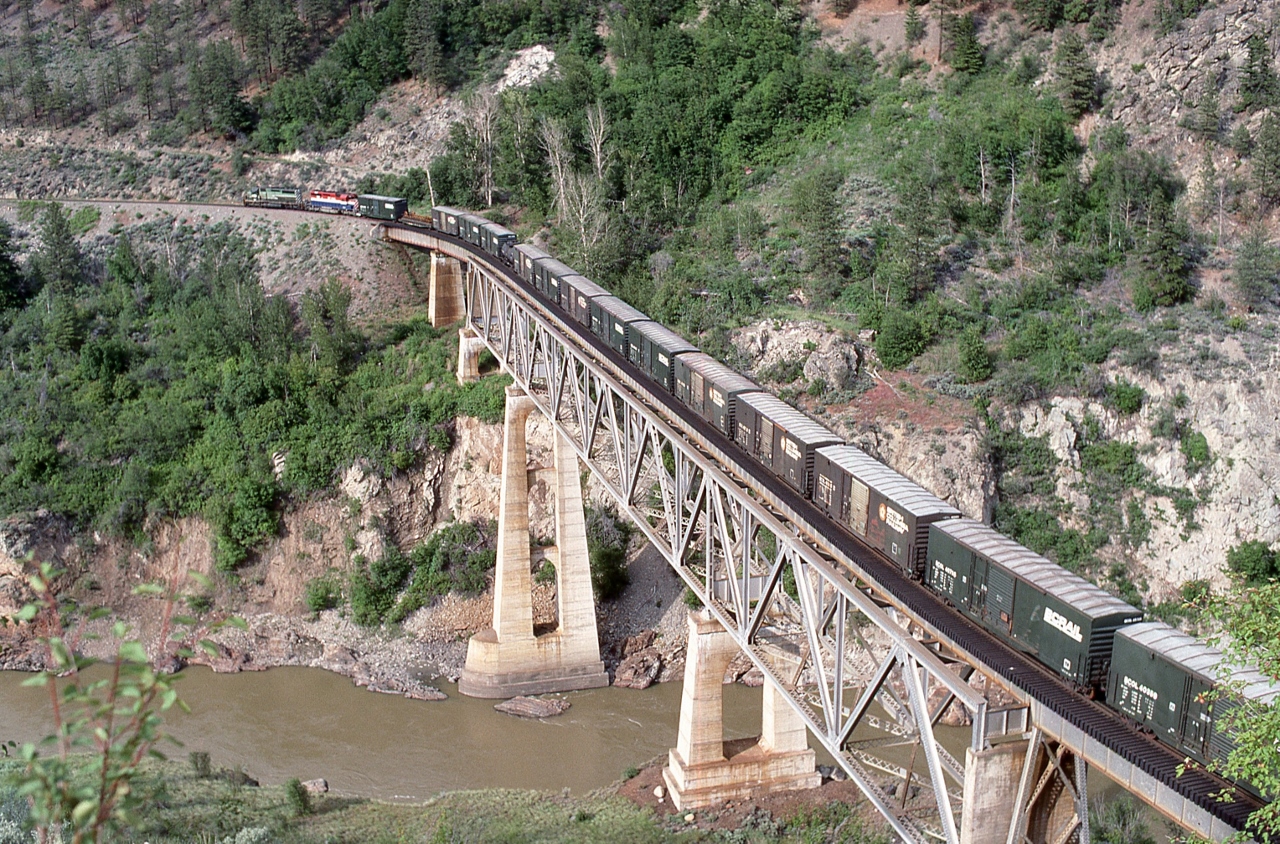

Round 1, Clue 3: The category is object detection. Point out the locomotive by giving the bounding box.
[254,189,1279,798]
[242,186,407,220]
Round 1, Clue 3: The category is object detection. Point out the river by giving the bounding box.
[0,667,769,800]
[0,666,1164,836]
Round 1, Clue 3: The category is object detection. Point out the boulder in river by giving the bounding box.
[613,647,662,690]
[494,696,571,718]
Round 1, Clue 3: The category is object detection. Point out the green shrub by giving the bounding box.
[1124,499,1151,548]
[534,560,556,585]
[304,574,342,614]
[1227,540,1279,585]
[384,521,496,624]
[875,309,926,369]
[683,588,704,610]
[1107,379,1146,414]
[186,593,213,613]
[189,751,212,779]
[284,778,312,816]
[1180,430,1211,474]
[586,505,633,601]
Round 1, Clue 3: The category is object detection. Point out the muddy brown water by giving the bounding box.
[0,667,1157,830]
[0,667,769,800]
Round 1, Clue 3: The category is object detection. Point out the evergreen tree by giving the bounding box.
[1015,0,1063,30]
[404,0,446,88]
[1132,190,1192,311]
[790,165,846,305]
[1254,111,1280,207]
[1194,75,1220,141]
[1053,31,1096,119]
[1240,32,1279,112]
[948,14,983,74]
[905,6,926,46]
[32,204,83,296]
[25,67,49,120]
[958,325,993,382]
[135,55,156,120]
[0,220,25,310]
[1233,225,1280,306]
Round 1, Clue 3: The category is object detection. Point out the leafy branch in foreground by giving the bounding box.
[12,561,245,844]
[1199,581,1280,840]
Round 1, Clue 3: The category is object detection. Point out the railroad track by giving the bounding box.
[409,225,1264,834]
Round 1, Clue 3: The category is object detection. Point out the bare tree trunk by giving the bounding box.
[540,117,570,220]
[467,89,499,207]
[586,101,611,183]
[978,146,989,205]
[561,171,607,272]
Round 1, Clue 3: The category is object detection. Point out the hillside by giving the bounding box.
[0,0,1279,704]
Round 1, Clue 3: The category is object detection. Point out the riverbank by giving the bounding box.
[0,525,699,703]
[0,755,890,844]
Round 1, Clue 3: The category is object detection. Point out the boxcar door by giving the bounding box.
[848,478,870,537]
[691,371,705,419]
[1180,676,1214,759]
[759,419,774,469]
[985,567,1016,635]
[967,557,989,621]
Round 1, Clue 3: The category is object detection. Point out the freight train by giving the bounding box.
[250,188,1278,800]
[243,187,408,220]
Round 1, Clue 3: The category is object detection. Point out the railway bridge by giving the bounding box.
[381,224,1261,844]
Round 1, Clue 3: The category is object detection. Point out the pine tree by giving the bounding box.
[1132,191,1191,311]
[1240,32,1279,112]
[33,204,83,295]
[404,0,446,89]
[958,325,993,382]
[905,7,926,46]
[1254,111,1280,208]
[1233,225,1280,306]
[0,221,25,310]
[135,55,155,121]
[1194,74,1220,141]
[947,14,983,74]
[1054,31,1096,119]
[1015,0,1063,30]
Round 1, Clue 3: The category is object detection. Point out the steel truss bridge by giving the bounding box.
[382,224,1261,844]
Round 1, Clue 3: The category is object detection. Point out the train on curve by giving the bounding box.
[249,187,1277,800]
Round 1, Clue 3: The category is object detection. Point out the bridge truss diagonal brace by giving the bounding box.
[452,249,1000,844]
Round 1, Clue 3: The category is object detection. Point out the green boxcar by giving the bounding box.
[1107,621,1279,798]
[479,221,517,259]
[591,296,647,358]
[627,320,697,393]
[432,205,464,236]
[357,194,407,220]
[514,244,552,293]
[927,519,1142,689]
[533,256,580,309]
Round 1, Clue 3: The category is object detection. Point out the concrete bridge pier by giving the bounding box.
[663,611,820,810]
[960,728,1086,844]
[457,329,486,384]
[458,386,608,698]
[428,253,465,327]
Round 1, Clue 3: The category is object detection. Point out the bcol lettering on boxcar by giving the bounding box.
[1043,607,1084,642]
[883,506,908,535]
